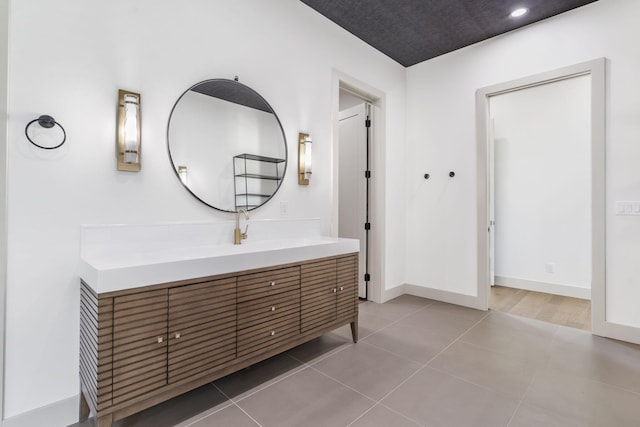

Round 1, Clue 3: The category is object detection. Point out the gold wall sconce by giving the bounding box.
[178,165,188,185]
[298,132,312,185]
[117,89,141,171]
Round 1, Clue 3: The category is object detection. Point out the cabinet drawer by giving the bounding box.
[237,266,300,302]
[237,311,300,358]
[238,289,300,330]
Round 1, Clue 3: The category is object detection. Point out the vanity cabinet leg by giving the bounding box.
[79,389,90,421]
[350,319,358,343]
[96,413,113,427]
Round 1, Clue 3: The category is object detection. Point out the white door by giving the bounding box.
[489,119,495,286]
[339,103,368,298]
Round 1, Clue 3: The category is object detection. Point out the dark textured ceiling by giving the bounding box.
[191,80,272,113]
[300,0,599,67]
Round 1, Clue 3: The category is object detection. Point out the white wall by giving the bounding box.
[491,75,591,296]
[4,0,405,420]
[0,0,9,420]
[405,0,640,327]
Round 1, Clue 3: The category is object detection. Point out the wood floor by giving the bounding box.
[490,285,591,331]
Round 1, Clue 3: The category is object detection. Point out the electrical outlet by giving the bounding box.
[280,201,288,216]
[545,262,555,274]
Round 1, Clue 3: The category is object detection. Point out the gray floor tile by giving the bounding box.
[213,353,304,401]
[362,320,453,364]
[286,333,352,365]
[424,301,488,323]
[401,301,486,332]
[429,340,538,399]
[523,367,640,427]
[508,403,586,427]
[332,310,397,341]
[185,405,259,427]
[112,384,230,427]
[362,304,480,364]
[313,341,422,400]
[237,367,375,427]
[359,295,433,320]
[460,312,557,365]
[350,404,421,427]
[546,325,640,394]
[382,367,518,427]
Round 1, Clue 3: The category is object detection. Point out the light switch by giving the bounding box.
[616,201,640,215]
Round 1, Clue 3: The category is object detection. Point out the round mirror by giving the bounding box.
[167,79,287,212]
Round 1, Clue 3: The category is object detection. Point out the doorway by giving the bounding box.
[476,58,610,338]
[338,95,370,299]
[332,71,385,303]
[487,74,592,330]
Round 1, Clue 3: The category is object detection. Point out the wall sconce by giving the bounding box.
[117,89,141,172]
[299,132,312,185]
[178,165,188,185]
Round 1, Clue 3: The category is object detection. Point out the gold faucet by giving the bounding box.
[234,208,249,245]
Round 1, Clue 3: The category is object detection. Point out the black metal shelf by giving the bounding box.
[234,153,286,164]
[235,193,272,198]
[234,173,282,181]
[233,153,285,211]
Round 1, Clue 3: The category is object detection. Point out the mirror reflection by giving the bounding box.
[167,79,287,212]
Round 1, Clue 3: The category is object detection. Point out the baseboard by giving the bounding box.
[403,284,486,311]
[3,394,78,427]
[494,275,591,300]
[381,284,406,303]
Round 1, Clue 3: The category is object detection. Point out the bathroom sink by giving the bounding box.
[79,220,359,293]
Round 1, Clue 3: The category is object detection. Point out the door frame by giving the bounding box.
[476,58,625,341]
[332,70,385,303]
[338,103,369,299]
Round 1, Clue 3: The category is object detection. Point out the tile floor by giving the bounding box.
[72,295,640,427]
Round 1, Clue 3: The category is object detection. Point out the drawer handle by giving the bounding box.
[270,281,276,286]
[270,331,276,336]
[339,286,344,291]
[332,288,337,293]
[174,332,181,339]
[271,306,276,312]
[157,337,164,344]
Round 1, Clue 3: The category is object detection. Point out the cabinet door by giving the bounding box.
[168,277,237,384]
[337,254,358,322]
[301,258,338,334]
[112,289,168,406]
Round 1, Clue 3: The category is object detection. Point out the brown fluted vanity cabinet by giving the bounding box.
[79,253,358,427]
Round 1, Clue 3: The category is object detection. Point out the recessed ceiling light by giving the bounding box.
[510,8,528,18]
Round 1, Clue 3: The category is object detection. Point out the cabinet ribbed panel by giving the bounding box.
[237,266,300,302]
[237,310,300,358]
[80,282,113,412]
[337,254,358,322]
[238,289,300,330]
[168,277,237,384]
[237,267,301,359]
[301,259,338,333]
[112,289,168,406]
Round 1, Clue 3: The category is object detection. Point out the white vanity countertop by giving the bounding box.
[79,235,359,294]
